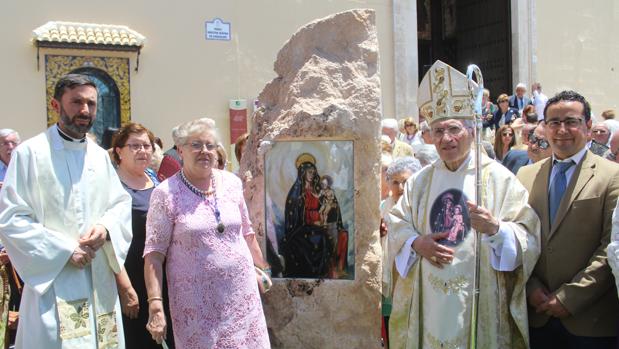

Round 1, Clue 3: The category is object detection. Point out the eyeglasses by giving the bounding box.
[501,132,514,137]
[544,117,584,129]
[592,129,609,134]
[430,125,465,139]
[187,141,217,152]
[0,141,18,147]
[528,133,550,150]
[124,143,152,151]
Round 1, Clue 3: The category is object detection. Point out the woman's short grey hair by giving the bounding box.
[415,145,439,166]
[603,119,619,135]
[175,118,219,145]
[0,129,20,141]
[171,124,182,146]
[386,156,422,181]
[381,153,393,169]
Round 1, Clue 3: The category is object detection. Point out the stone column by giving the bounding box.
[511,0,536,88]
[393,0,419,121]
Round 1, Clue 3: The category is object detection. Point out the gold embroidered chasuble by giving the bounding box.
[387,153,540,349]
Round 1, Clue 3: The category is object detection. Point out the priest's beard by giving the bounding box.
[59,107,94,136]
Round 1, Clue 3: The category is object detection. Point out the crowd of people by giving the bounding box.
[379,60,619,349]
[0,74,269,349]
[2,62,619,348]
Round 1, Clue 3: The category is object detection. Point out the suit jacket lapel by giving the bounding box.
[549,151,595,238]
[530,159,552,239]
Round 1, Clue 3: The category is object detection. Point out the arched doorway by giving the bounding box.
[71,67,121,144]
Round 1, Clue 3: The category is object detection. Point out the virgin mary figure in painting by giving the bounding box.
[281,153,347,278]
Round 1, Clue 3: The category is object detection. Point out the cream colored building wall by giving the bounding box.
[0,0,394,151]
[535,0,619,118]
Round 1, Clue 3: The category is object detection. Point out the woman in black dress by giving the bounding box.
[112,123,174,348]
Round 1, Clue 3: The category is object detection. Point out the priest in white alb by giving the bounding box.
[0,74,132,348]
[387,61,541,349]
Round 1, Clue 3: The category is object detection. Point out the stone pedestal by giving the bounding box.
[240,9,382,349]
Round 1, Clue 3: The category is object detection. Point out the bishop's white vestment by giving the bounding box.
[0,125,132,349]
[387,152,540,349]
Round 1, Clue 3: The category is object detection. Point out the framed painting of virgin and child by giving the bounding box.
[265,140,354,280]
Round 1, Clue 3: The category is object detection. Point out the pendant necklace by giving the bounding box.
[180,170,225,233]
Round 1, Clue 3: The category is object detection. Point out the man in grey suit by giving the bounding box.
[517,90,619,348]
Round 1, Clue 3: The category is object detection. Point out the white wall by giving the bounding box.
[0,0,394,150]
[535,0,619,117]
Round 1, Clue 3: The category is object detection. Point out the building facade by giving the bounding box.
[1,0,617,162]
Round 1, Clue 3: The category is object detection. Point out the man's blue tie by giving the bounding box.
[549,160,574,224]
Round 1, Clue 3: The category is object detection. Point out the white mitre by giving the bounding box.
[418,60,479,124]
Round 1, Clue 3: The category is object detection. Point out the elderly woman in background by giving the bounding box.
[144,118,270,348]
[380,152,394,201]
[419,121,432,145]
[494,125,516,161]
[112,123,175,348]
[414,144,439,167]
[380,156,422,347]
[157,125,183,182]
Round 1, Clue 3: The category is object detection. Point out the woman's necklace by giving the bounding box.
[179,170,225,233]
[118,167,152,190]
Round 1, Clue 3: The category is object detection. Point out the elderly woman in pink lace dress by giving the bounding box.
[144,118,270,348]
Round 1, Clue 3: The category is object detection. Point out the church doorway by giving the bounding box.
[417,0,512,100]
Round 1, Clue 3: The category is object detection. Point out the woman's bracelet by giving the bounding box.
[258,266,272,277]
[147,296,163,303]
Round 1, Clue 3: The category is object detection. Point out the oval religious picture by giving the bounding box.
[429,189,471,246]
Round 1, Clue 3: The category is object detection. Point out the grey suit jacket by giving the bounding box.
[517,151,619,336]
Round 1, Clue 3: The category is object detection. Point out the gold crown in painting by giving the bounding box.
[295,153,316,168]
[418,60,479,124]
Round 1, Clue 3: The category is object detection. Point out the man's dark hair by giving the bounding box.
[543,90,591,122]
[53,74,97,101]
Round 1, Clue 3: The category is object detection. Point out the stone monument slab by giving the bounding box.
[240,9,382,348]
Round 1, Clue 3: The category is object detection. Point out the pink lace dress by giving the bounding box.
[144,170,270,349]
